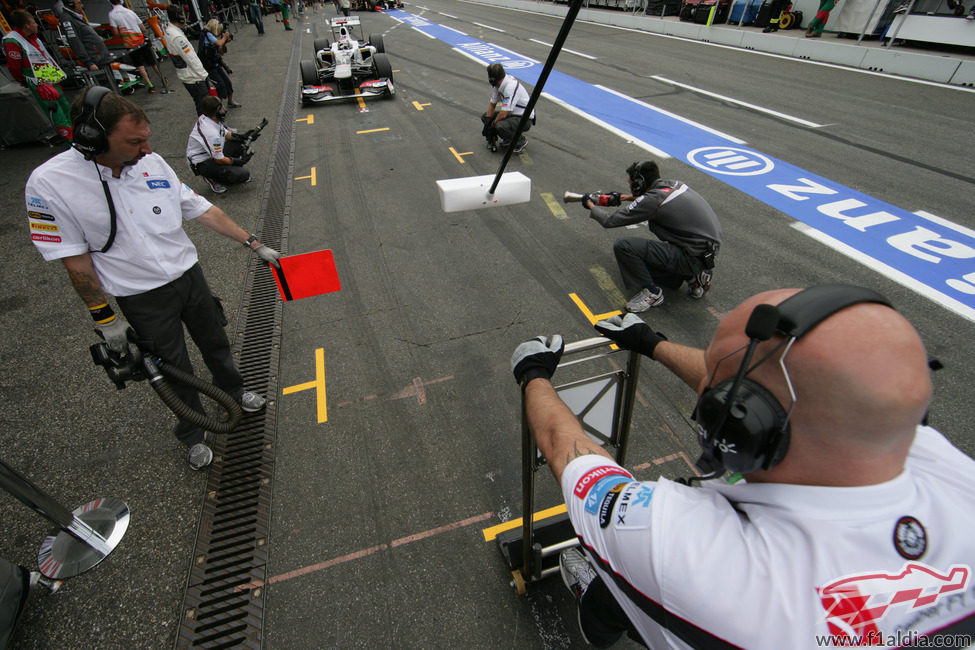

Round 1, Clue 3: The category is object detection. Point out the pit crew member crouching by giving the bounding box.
[186,96,251,194]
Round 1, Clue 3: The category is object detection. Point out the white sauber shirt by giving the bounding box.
[186,114,227,166]
[26,148,212,297]
[490,74,534,120]
[562,426,975,649]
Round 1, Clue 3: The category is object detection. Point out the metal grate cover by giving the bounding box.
[175,30,300,650]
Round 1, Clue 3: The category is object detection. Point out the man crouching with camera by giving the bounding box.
[186,96,260,194]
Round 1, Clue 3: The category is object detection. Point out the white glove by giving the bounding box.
[96,315,133,354]
[253,244,281,268]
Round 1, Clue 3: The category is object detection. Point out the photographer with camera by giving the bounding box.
[25,88,280,470]
[578,160,721,312]
[186,95,264,194]
[199,19,239,110]
[512,285,975,648]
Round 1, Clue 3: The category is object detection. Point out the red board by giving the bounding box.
[270,250,341,301]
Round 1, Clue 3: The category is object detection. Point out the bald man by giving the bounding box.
[511,286,975,649]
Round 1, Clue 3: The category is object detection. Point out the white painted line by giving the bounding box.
[412,26,436,39]
[597,85,746,145]
[915,210,975,239]
[441,25,468,36]
[473,21,505,32]
[530,38,597,60]
[651,75,826,128]
[453,47,487,65]
[792,222,975,323]
[543,92,672,159]
[438,11,458,18]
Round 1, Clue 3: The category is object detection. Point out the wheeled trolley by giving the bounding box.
[497,336,641,594]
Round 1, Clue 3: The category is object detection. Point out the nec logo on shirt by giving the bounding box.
[146,179,172,190]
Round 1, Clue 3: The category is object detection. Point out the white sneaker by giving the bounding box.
[204,177,227,194]
[188,442,213,470]
[239,390,266,413]
[560,547,597,600]
[687,269,712,299]
[625,287,664,312]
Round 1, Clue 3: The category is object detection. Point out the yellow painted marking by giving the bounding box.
[354,88,367,111]
[449,147,473,164]
[296,114,315,124]
[481,504,567,542]
[356,127,390,135]
[412,100,431,110]
[295,167,317,186]
[540,192,566,220]
[589,265,627,308]
[282,347,328,423]
[569,292,621,325]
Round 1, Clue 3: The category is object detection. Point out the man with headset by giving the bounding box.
[24,87,280,470]
[511,285,975,648]
[581,160,721,312]
[481,62,533,154]
[186,95,252,194]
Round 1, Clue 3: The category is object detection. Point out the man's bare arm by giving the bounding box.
[61,253,108,308]
[524,377,612,483]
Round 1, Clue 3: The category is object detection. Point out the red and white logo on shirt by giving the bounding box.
[573,466,632,500]
[818,562,970,643]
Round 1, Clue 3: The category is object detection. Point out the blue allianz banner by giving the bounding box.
[387,10,975,320]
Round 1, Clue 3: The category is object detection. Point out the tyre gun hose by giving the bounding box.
[140,355,243,434]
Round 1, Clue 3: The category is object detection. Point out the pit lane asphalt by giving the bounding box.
[1,3,973,648]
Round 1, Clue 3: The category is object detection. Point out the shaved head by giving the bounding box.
[704,288,932,485]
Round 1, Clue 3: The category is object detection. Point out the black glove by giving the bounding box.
[580,193,592,209]
[240,151,254,164]
[597,191,621,207]
[594,314,667,359]
[231,156,246,166]
[511,335,564,388]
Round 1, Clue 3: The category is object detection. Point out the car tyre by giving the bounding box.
[313,38,331,54]
[300,59,319,86]
[368,33,385,53]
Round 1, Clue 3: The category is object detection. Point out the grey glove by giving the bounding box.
[594,313,667,359]
[253,244,281,268]
[96,315,133,354]
[511,335,564,388]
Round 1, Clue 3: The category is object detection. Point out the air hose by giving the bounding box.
[90,340,243,434]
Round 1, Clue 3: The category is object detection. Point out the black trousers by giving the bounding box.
[116,263,242,445]
[183,80,210,116]
[480,112,531,144]
[613,237,702,293]
[580,575,647,648]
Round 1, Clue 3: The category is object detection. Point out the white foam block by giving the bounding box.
[436,171,532,213]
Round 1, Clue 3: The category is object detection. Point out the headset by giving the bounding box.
[626,161,659,196]
[691,284,893,476]
[72,85,112,161]
[487,64,504,86]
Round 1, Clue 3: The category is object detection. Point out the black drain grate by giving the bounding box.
[176,30,300,650]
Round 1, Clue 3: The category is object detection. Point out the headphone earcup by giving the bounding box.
[72,122,107,160]
[695,379,790,474]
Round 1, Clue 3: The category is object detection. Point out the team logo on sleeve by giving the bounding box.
[31,233,61,243]
[817,562,970,644]
[29,222,58,232]
[573,466,632,500]
[28,197,49,210]
[28,211,55,221]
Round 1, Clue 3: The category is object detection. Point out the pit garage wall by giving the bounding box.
[473,0,975,85]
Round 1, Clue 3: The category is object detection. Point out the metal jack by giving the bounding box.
[0,459,129,580]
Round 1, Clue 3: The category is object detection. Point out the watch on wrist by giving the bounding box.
[243,234,259,248]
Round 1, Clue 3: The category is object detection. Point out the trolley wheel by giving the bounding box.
[511,569,527,595]
[778,11,794,29]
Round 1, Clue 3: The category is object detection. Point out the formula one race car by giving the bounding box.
[299,16,395,104]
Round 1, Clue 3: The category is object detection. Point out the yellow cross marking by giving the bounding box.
[295,167,317,186]
[540,192,566,220]
[412,101,431,110]
[282,347,328,423]
[296,114,314,124]
[449,147,473,164]
[481,504,567,542]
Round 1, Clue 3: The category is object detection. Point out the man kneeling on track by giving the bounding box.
[186,96,252,194]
